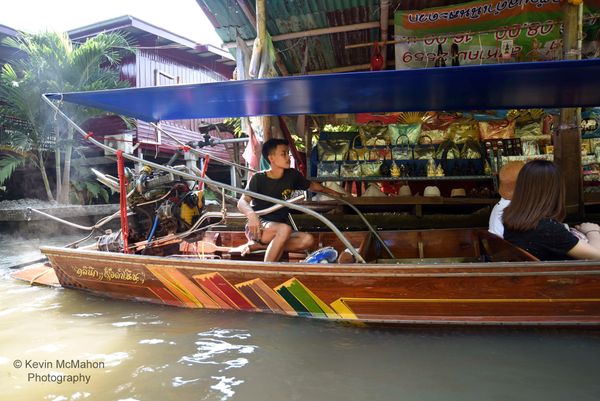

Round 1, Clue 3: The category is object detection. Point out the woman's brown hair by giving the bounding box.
[503,160,565,231]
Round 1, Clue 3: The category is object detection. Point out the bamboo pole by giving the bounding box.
[380,0,390,68]
[223,22,381,49]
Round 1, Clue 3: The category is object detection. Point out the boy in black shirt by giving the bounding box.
[237,138,344,262]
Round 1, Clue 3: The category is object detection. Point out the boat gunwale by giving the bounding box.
[40,245,600,278]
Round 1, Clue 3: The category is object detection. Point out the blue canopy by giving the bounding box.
[45,59,600,122]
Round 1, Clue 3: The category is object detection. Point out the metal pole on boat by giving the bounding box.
[151,122,257,174]
[42,95,366,263]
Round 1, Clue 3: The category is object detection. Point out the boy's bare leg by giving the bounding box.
[260,222,314,262]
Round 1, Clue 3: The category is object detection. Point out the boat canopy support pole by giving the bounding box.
[42,95,366,263]
[556,1,584,215]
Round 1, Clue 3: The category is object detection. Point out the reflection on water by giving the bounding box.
[179,328,255,400]
[1,233,600,401]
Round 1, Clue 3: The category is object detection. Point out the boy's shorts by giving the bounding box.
[244,220,267,244]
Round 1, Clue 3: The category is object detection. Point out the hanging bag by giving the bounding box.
[388,123,422,145]
[348,135,369,161]
[460,137,485,159]
[435,139,460,160]
[317,139,350,161]
[317,152,340,178]
[359,124,390,147]
[360,152,383,177]
[413,135,436,160]
[340,151,362,178]
[391,134,413,160]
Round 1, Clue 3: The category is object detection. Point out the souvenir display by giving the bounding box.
[478,120,516,140]
[435,139,460,160]
[420,129,448,144]
[460,138,485,159]
[317,153,340,178]
[360,160,383,177]
[348,135,368,161]
[390,161,401,177]
[317,139,350,161]
[423,186,441,197]
[391,134,413,160]
[388,123,421,145]
[317,161,340,178]
[414,135,436,160]
[308,109,560,197]
[515,121,546,141]
[363,182,387,197]
[340,161,361,178]
[449,120,479,143]
[359,125,389,146]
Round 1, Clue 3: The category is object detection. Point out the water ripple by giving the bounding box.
[111,322,137,327]
[72,313,104,318]
[172,376,201,388]
[210,376,244,401]
[198,328,252,340]
[176,328,257,399]
[84,352,129,368]
[138,339,164,345]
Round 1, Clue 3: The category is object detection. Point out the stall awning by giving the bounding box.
[45,59,600,122]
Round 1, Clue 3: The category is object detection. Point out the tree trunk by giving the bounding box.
[54,144,62,201]
[54,122,62,201]
[37,150,54,202]
[58,127,74,204]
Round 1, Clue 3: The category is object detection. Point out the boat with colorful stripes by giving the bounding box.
[12,59,600,326]
[22,228,600,326]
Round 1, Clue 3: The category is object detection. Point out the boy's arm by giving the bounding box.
[237,195,261,237]
[308,181,345,197]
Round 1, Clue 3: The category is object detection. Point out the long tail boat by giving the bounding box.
[13,59,600,326]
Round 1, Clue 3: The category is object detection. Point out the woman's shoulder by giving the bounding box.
[537,218,567,229]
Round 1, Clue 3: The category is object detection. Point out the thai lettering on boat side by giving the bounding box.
[75,266,145,284]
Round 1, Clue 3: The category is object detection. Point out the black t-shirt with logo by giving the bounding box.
[246,169,311,223]
[504,218,579,261]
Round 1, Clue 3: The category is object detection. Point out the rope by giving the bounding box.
[29,267,54,286]
[116,150,130,253]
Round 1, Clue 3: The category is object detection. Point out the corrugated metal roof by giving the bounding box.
[68,16,235,78]
[197,0,469,74]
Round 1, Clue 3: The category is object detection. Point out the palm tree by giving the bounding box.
[0,31,133,202]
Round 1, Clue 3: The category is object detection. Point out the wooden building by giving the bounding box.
[69,16,241,181]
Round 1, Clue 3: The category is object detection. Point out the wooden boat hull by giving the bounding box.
[40,245,600,326]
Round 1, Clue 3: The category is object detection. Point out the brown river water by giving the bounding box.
[1,232,600,401]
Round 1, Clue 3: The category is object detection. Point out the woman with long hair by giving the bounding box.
[503,160,600,260]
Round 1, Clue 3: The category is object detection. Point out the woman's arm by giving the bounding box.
[575,223,600,249]
[567,240,600,260]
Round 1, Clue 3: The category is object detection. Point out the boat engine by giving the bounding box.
[95,165,204,248]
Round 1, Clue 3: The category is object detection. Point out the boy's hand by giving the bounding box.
[247,214,261,239]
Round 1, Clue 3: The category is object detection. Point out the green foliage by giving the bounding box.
[223,118,243,137]
[0,154,24,186]
[0,155,26,185]
[0,31,134,199]
[70,177,110,204]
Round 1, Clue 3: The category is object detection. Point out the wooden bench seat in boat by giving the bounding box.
[166,228,539,265]
[365,229,539,264]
